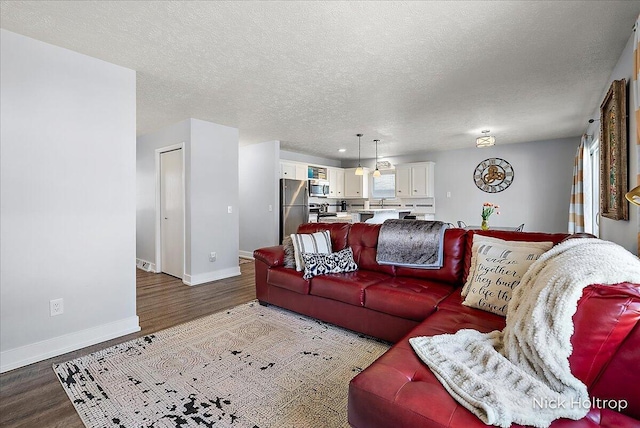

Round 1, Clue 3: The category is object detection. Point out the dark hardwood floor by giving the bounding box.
[0,263,256,428]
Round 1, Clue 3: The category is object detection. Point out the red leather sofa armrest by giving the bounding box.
[253,246,285,267]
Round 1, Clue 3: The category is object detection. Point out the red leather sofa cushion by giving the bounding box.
[348,223,396,275]
[590,324,640,421]
[568,283,640,389]
[588,285,640,420]
[364,278,456,321]
[395,228,468,286]
[436,290,509,333]
[253,245,285,267]
[310,270,391,306]
[267,267,310,294]
[462,230,568,282]
[349,309,506,428]
[298,222,351,251]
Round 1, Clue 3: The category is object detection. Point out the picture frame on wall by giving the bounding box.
[600,78,628,221]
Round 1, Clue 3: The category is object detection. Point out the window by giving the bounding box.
[372,172,396,199]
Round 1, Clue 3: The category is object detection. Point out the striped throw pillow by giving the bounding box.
[291,230,332,272]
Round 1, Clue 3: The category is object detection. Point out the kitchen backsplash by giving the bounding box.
[309,197,435,214]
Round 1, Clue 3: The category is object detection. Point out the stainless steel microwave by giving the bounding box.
[309,179,330,197]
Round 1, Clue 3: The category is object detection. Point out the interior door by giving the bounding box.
[160,149,184,279]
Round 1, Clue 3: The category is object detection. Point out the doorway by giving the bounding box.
[155,144,185,280]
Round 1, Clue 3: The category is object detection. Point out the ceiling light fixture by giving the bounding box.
[338,148,346,152]
[355,134,364,175]
[476,130,496,148]
[373,140,381,177]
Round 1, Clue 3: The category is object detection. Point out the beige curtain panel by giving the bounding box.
[634,14,639,254]
[569,135,590,233]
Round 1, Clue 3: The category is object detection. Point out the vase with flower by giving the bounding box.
[481,202,500,230]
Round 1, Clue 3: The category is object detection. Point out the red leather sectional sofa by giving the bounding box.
[253,222,640,427]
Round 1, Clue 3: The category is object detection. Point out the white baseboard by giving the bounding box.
[183,266,241,286]
[239,251,254,260]
[0,315,140,373]
[136,258,156,272]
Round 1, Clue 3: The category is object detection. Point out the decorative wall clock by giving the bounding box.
[473,158,514,193]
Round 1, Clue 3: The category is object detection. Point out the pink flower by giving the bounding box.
[481,202,502,221]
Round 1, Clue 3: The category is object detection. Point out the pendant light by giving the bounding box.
[354,133,364,176]
[372,139,381,177]
[476,130,496,148]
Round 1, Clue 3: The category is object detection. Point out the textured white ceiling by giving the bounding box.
[1,1,639,161]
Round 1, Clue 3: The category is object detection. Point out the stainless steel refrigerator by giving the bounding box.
[280,179,309,243]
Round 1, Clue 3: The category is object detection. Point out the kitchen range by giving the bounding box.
[309,202,349,223]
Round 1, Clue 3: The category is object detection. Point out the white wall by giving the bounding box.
[586,32,638,254]
[237,145,344,255]
[188,119,240,283]
[136,119,191,270]
[0,30,138,372]
[136,118,240,285]
[239,141,280,257]
[280,149,342,168]
[347,137,578,233]
[427,139,577,232]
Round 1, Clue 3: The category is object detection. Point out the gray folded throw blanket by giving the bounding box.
[376,220,448,268]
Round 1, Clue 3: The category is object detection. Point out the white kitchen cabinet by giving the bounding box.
[296,164,309,180]
[328,167,345,198]
[395,165,411,197]
[280,161,308,180]
[395,162,434,198]
[344,168,369,198]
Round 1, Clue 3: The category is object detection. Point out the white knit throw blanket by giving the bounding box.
[410,238,640,428]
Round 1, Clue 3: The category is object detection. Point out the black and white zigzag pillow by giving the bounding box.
[302,247,358,280]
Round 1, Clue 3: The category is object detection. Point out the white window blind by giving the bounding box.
[372,173,396,199]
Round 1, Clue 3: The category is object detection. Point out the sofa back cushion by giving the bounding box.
[572,282,640,419]
[395,228,467,285]
[298,222,351,251]
[348,223,395,275]
[462,230,567,282]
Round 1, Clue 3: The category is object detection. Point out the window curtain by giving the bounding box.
[634,14,639,255]
[568,135,592,233]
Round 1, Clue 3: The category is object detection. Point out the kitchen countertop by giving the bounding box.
[352,208,411,214]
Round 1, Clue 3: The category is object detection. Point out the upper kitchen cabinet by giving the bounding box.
[395,162,435,198]
[344,167,369,198]
[280,161,308,180]
[328,167,345,198]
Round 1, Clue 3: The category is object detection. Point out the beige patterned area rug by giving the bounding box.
[54,301,390,427]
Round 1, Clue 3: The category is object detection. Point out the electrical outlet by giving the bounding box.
[50,298,64,316]
[209,252,217,262]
